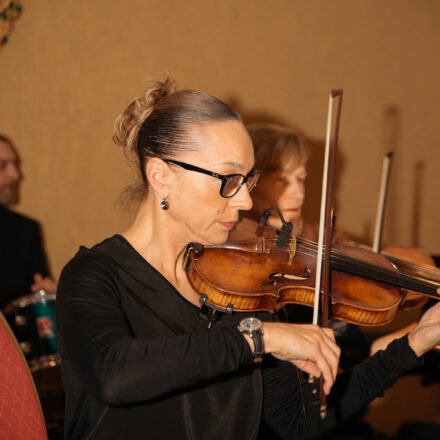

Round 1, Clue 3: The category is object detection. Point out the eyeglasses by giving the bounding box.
[164,159,261,198]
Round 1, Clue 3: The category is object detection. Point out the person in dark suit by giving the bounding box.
[0,134,56,309]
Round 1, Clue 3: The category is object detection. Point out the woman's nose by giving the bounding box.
[234,184,253,211]
[287,181,304,202]
[297,185,305,202]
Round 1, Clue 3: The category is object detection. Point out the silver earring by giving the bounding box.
[160,199,169,210]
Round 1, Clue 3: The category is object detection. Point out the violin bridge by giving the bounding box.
[288,236,297,265]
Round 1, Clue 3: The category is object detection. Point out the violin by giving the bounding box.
[184,230,440,327]
[381,246,440,310]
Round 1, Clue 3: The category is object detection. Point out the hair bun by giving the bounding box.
[113,74,177,158]
[143,75,177,109]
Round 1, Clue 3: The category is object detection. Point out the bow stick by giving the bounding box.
[372,152,394,253]
[312,89,343,419]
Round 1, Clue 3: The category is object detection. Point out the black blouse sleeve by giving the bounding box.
[56,251,254,407]
[261,335,421,440]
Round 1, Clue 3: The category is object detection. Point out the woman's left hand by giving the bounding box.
[408,300,440,356]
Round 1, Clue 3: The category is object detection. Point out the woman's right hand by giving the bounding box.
[263,322,340,395]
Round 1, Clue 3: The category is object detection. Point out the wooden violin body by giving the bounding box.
[186,236,414,326]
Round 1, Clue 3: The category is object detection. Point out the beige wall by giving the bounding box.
[1,0,440,277]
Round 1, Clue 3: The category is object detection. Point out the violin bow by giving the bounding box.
[372,152,394,253]
[312,89,343,419]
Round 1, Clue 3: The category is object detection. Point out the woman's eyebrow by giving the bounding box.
[212,161,245,171]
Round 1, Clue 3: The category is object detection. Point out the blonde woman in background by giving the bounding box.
[236,122,436,358]
[235,122,347,243]
[235,122,440,439]
[233,123,364,368]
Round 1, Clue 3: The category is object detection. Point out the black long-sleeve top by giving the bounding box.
[56,235,421,439]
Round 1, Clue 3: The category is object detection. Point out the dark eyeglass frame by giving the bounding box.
[164,159,261,198]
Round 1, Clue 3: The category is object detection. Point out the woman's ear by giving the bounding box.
[146,158,172,199]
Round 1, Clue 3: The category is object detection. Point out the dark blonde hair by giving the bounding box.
[246,123,309,173]
[113,75,241,187]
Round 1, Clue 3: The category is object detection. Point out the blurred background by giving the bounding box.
[1,0,439,438]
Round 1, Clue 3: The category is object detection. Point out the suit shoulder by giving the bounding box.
[0,207,40,230]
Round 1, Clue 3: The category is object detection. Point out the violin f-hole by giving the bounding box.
[269,268,311,284]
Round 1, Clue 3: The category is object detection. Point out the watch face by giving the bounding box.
[240,317,262,332]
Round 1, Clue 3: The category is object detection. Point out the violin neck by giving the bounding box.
[332,254,440,300]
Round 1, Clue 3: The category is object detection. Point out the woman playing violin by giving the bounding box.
[57,76,440,440]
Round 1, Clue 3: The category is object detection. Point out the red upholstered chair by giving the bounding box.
[0,311,48,440]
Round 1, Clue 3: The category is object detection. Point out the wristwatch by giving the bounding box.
[238,317,265,361]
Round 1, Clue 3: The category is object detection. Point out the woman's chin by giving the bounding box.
[284,211,301,224]
[195,230,230,247]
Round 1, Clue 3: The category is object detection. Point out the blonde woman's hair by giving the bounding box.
[113,74,241,187]
[246,123,309,173]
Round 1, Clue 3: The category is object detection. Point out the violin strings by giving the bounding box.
[244,236,439,293]
[292,242,440,295]
[284,236,440,283]
[260,236,439,293]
